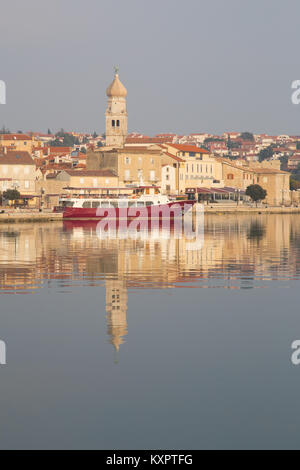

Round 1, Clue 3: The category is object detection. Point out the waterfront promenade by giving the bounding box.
[0,205,300,223]
[0,210,62,223]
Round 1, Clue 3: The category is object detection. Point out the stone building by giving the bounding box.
[105,67,128,148]
[87,146,162,187]
[220,159,290,205]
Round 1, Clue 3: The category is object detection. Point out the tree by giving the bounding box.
[258,146,274,162]
[290,178,300,190]
[80,146,87,154]
[47,128,52,135]
[245,184,267,206]
[3,189,21,206]
[49,131,79,147]
[239,132,254,141]
[92,131,98,138]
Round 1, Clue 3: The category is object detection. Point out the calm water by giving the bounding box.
[1,214,300,449]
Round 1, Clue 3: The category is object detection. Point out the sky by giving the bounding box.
[1,0,300,136]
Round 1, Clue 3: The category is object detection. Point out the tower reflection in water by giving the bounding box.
[1,215,300,355]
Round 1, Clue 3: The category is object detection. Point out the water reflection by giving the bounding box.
[1,215,300,351]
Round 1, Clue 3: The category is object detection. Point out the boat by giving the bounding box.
[55,186,196,220]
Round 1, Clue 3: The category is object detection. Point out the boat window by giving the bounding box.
[101,201,110,208]
[145,201,153,206]
[92,201,100,208]
[118,201,128,208]
[82,201,92,208]
[62,201,74,207]
[136,201,145,207]
[110,201,118,208]
[128,201,136,207]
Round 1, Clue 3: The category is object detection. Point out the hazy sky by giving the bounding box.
[1,0,300,136]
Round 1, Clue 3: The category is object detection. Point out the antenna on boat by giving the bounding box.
[138,172,144,186]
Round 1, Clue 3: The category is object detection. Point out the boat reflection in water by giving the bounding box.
[1,215,300,354]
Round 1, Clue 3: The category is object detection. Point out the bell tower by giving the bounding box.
[105,66,128,148]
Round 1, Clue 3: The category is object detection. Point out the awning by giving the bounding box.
[186,187,246,195]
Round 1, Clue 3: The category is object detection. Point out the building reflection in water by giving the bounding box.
[1,215,300,353]
[106,279,128,356]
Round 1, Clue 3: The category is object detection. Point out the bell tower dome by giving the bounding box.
[105,66,128,147]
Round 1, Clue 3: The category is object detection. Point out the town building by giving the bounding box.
[0,133,37,153]
[55,169,119,191]
[0,150,38,205]
[160,144,223,194]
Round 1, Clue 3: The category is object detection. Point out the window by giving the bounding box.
[118,201,128,208]
[150,158,154,165]
[92,201,100,208]
[197,164,199,173]
[150,170,155,181]
[110,201,118,208]
[189,152,195,156]
[116,120,120,127]
[24,142,27,145]
[146,201,153,206]
[166,167,169,172]
[191,164,194,173]
[125,156,130,164]
[137,201,145,207]
[128,201,136,207]
[82,201,91,208]
[112,120,115,127]
[263,176,268,183]
[24,180,30,189]
[80,177,84,184]
[227,174,234,180]
[138,157,142,166]
[186,164,189,173]
[166,175,169,181]
[101,201,110,208]
[93,178,98,187]
[124,170,130,180]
